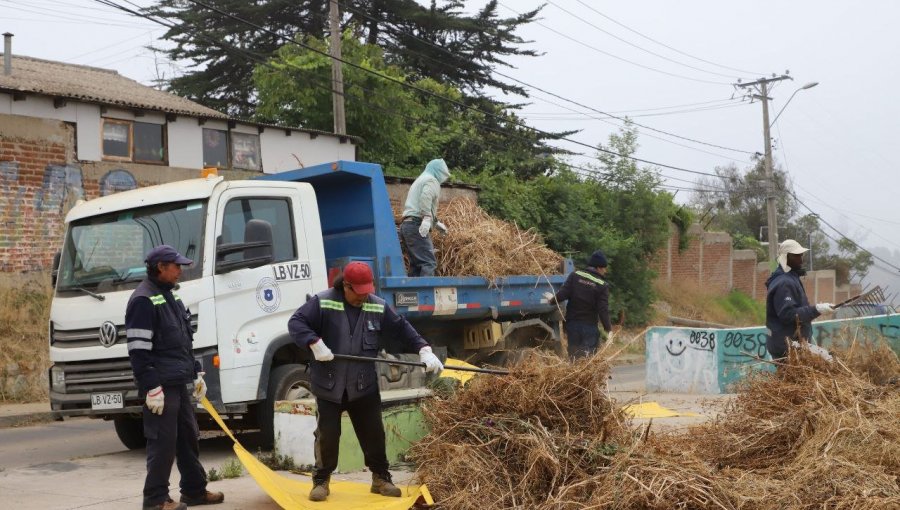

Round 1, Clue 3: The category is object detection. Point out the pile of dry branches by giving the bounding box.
[398,197,563,281]
[411,342,900,509]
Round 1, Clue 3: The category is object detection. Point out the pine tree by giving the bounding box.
[144,0,540,117]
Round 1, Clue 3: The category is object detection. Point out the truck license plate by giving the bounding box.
[90,392,124,410]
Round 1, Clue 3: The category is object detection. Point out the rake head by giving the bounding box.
[834,286,887,316]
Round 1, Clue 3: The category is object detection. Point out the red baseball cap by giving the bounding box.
[343,261,375,294]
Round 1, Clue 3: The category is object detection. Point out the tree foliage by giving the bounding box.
[145,0,540,116]
[253,33,567,178]
[691,160,872,284]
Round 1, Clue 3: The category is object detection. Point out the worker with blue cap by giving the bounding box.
[125,244,224,510]
[399,158,451,277]
[543,250,612,359]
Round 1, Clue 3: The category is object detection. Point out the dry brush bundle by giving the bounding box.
[659,344,900,509]
[409,352,632,509]
[431,197,563,281]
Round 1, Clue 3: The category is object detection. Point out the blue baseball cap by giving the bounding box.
[145,245,193,266]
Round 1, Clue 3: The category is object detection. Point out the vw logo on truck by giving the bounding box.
[98,321,119,348]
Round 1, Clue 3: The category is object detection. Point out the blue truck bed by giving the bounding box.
[256,161,572,322]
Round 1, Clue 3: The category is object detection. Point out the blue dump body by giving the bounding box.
[256,161,572,323]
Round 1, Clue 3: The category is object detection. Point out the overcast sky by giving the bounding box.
[4,0,900,289]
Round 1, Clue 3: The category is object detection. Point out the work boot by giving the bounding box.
[309,480,330,502]
[143,498,187,510]
[179,491,224,506]
[371,473,402,497]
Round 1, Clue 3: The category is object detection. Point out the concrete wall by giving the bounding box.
[646,313,900,394]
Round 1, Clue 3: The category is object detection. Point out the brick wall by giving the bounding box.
[0,113,257,273]
[700,231,732,291]
[732,250,758,298]
[668,224,703,285]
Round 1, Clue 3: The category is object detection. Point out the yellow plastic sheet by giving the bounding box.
[201,398,433,509]
[441,358,480,384]
[622,401,701,419]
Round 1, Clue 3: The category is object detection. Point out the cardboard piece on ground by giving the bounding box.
[201,398,433,510]
[622,401,700,419]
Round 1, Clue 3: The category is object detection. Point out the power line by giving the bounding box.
[524,98,739,116]
[100,0,733,181]
[525,101,748,120]
[496,1,731,86]
[336,1,757,158]
[546,0,739,80]
[572,0,765,76]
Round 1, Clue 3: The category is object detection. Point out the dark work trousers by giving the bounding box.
[142,384,207,506]
[399,218,437,277]
[566,320,601,360]
[312,390,390,484]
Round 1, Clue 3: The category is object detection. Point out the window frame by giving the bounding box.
[230,131,263,171]
[100,118,133,162]
[202,128,231,170]
[132,121,168,166]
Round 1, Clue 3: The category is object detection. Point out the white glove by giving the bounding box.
[418,216,433,237]
[193,372,207,400]
[146,386,164,415]
[542,291,555,302]
[435,221,448,234]
[419,346,443,374]
[309,339,334,361]
[816,303,835,314]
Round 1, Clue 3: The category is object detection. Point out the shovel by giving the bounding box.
[332,353,510,375]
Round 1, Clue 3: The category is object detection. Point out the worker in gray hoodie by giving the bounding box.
[399,158,451,277]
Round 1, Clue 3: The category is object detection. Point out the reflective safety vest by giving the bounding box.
[309,288,387,403]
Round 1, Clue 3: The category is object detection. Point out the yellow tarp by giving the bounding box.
[622,401,701,419]
[441,358,480,384]
[201,398,433,510]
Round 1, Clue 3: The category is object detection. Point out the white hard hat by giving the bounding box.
[777,239,809,272]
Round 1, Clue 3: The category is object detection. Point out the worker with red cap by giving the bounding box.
[288,261,443,502]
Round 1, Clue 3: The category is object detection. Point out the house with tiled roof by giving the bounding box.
[0,36,358,272]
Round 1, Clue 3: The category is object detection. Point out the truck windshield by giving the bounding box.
[57,200,207,292]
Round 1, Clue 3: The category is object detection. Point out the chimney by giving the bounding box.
[3,33,11,76]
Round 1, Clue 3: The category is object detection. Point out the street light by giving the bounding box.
[771,82,819,126]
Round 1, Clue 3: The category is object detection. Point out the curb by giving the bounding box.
[0,411,60,429]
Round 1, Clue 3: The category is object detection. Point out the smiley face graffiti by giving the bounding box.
[666,337,687,356]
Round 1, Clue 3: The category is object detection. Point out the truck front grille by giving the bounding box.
[60,358,137,394]
[52,315,199,349]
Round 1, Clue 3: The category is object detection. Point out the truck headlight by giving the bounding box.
[50,366,65,392]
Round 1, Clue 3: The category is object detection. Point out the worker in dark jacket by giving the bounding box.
[765,239,834,359]
[288,261,443,502]
[125,245,224,510]
[544,250,612,359]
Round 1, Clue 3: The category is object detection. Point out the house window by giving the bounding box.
[202,129,229,168]
[134,122,165,163]
[101,119,167,164]
[232,132,262,171]
[102,119,131,159]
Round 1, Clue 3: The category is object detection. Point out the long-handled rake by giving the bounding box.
[834,285,886,316]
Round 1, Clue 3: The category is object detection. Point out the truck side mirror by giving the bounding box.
[215,219,275,274]
[51,251,61,287]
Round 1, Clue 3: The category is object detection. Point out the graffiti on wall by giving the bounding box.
[0,161,26,232]
[34,164,84,213]
[646,328,720,394]
[99,169,137,196]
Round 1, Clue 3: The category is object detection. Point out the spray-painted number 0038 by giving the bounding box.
[273,262,312,281]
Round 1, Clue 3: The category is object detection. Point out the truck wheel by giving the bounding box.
[258,364,311,449]
[113,415,146,450]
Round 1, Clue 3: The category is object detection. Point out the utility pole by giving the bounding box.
[328,0,346,135]
[735,75,791,263]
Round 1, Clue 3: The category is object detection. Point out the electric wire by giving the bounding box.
[572,0,765,76]
[497,1,731,86]
[98,0,735,181]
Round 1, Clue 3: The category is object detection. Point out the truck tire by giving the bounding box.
[113,415,146,450]
[258,364,311,449]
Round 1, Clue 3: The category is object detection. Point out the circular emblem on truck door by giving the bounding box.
[256,277,282,314]
[98,321,119,348]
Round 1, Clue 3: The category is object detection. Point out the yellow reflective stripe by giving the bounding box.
[149,295,166,305]
[172,293,181,301]
[362,303,384,314]
[320,299,345,311]
[576,271,606,286]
